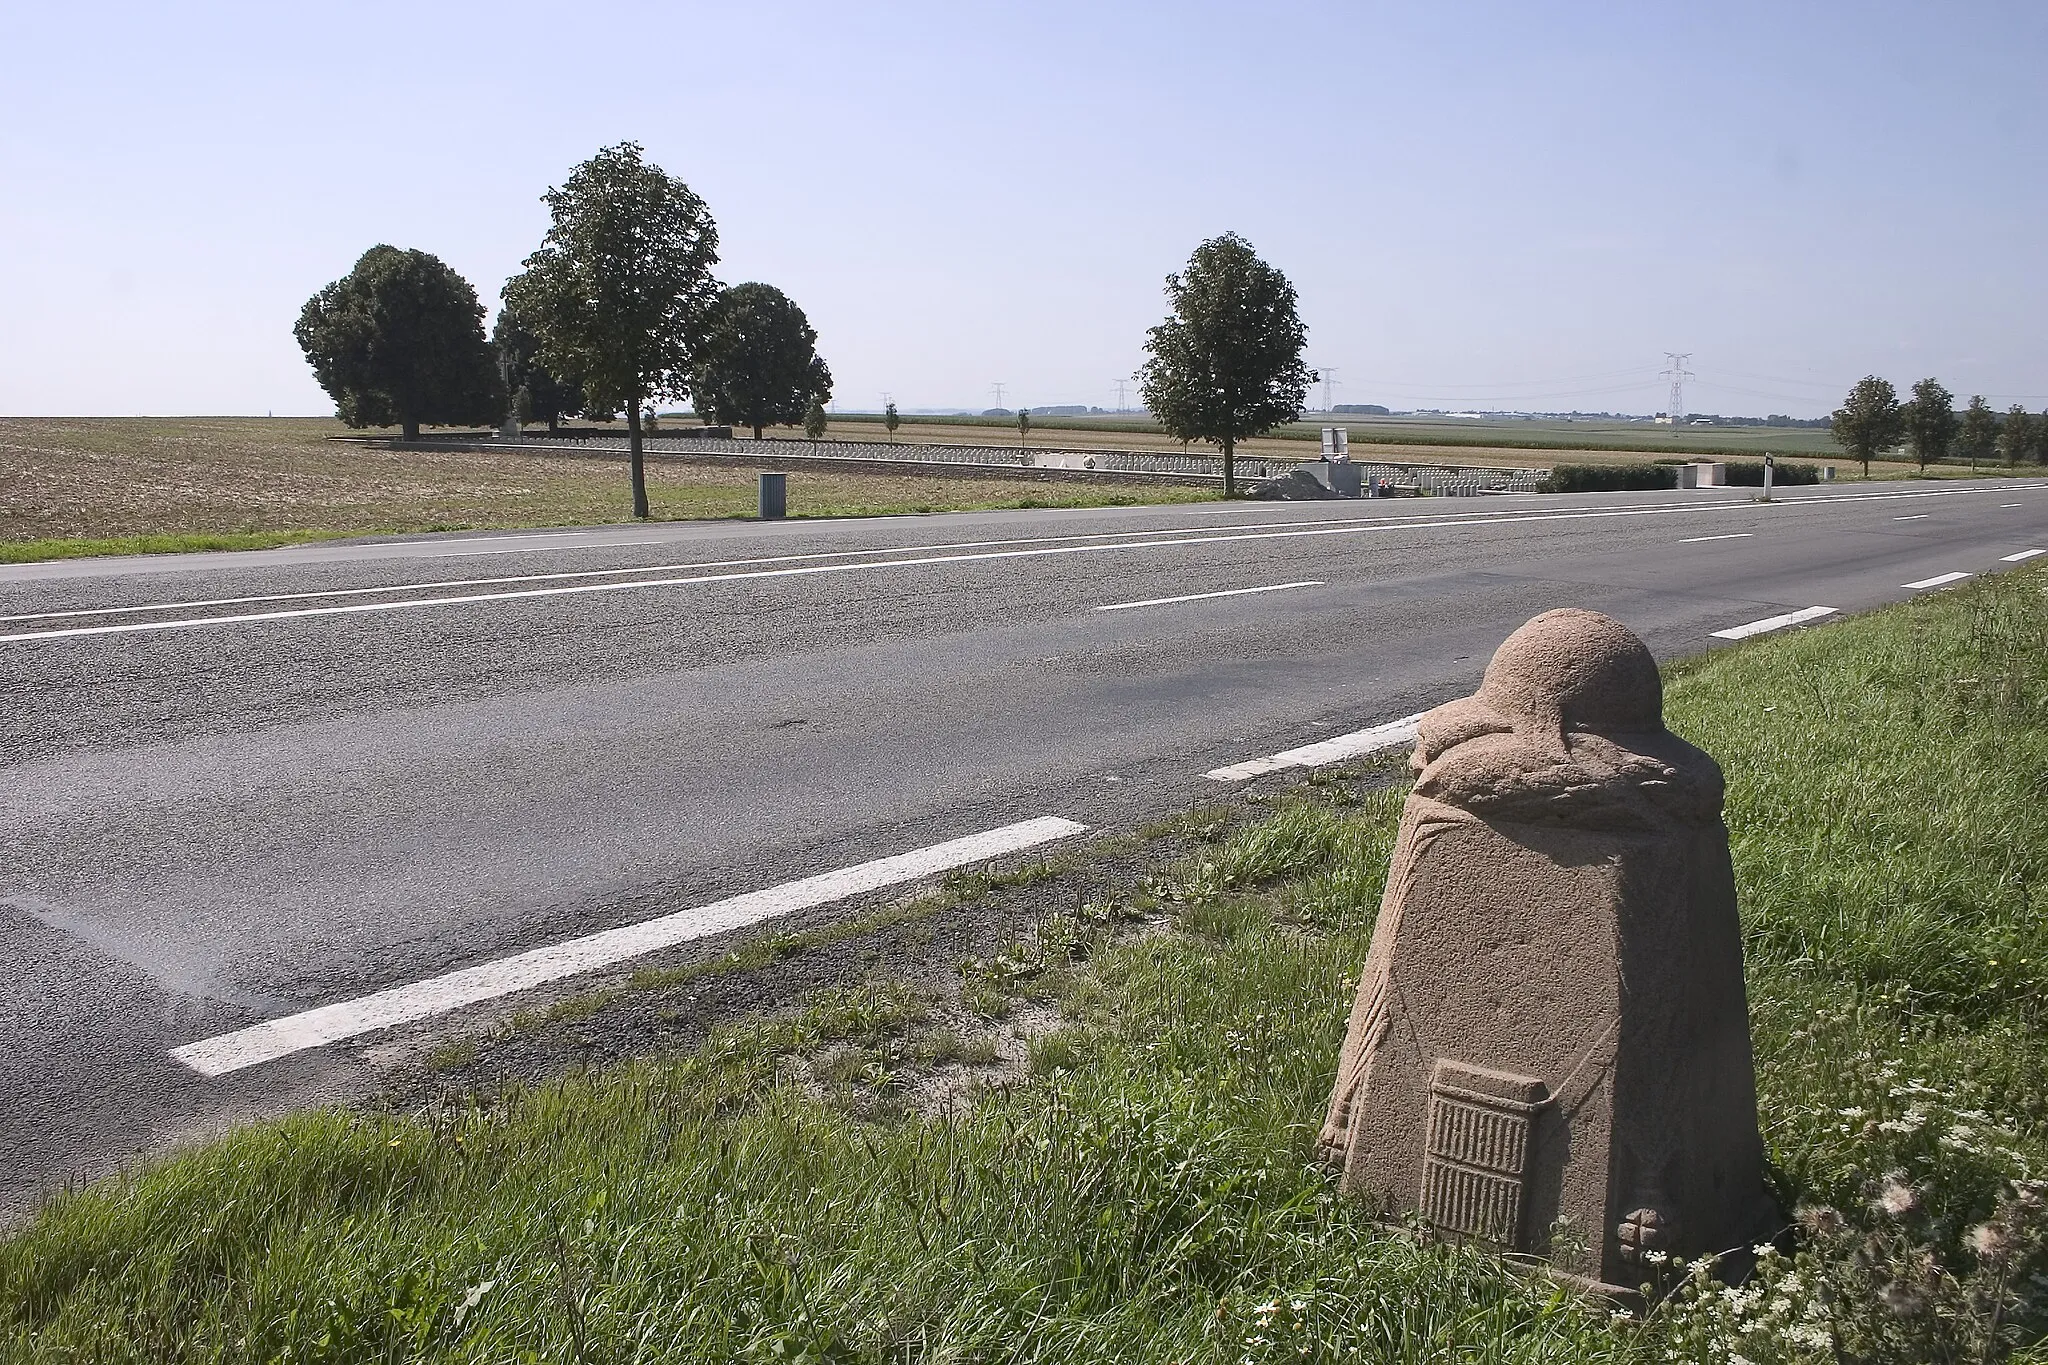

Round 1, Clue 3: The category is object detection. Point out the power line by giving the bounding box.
[1358,380,1653,403]
[1349,367,1649,392]
[1663,353,1694,421]
[990,381,1006,410]
[1111,378,1129,413]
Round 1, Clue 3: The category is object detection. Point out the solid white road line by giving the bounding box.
[424,530,650,547]
[0,508,1722,642]
[171,816,1087,1077]
[1206,713,1427,783]
[2001,503,2024,508]
[1096,580,1322,612]
[2001,548,2046,562]
[1902,572,1972,589]
[0,506,1583,624]
[13,478,2047,628]
[1709,606,1837,641]
[14,481,2048,644]
[1677,532,1754,544]
[1895,514,1930,521]
[429,539,667,558]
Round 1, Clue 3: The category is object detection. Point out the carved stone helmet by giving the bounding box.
[1412,608,1720,827]
[1476,608,1664,736]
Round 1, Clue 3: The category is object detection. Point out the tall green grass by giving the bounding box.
[4,573,2045,1361]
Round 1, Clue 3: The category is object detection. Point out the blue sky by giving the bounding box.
[2,0,2043,419]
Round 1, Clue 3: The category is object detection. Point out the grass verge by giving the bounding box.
[4,574,2046,1361]
[0,529,365,564]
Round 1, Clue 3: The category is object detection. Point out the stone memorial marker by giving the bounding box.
[1318,608,1777,1291]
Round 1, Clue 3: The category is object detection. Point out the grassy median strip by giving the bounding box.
[4,574,2046,1362]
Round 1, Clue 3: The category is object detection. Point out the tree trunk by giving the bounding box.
[1222,437,1236,497]
[402,418,420,442]
[627,398,650,519]
[753,421,764,440]
[547,414,560,435]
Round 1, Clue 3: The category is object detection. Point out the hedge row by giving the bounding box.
[1538,459,1822,493]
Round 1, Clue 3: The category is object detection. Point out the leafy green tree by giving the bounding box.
[1018,407,1031,447]
[1830,376,1904,479]
[804,399,828,444]
[1999,406,2034,468]
[1957,395,1998,473]
[1137,232,1311,495]
[2036,408,2048,465]
[492,303,585,434]
[505,142,720,519]
[1901,377,1957,473]
[690,283,833,439]
[294,245,501,441]
[883,401,900,443]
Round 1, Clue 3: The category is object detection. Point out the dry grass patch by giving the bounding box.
[0,418,1213,557]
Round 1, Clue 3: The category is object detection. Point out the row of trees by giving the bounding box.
[295,143,834,517]
[1832,377,2048,478]
[297,143,1336,508]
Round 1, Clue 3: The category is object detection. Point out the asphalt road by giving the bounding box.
[4,478,2045,1214]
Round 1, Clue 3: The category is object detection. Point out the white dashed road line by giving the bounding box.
[1709,606,1837,641]
[156,494,2048,1074]
[1,507,1718,643]
[14,479,2048,642]
[1097,580,1322,612]
[1678,532,1753,544]
[1206,713,1427,783]
[172,816,1087,1076]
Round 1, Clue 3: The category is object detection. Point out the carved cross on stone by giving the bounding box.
[1319,608,1779,1292]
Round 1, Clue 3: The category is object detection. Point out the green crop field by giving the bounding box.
[826,411,2014,478]
[840,408,1841,458]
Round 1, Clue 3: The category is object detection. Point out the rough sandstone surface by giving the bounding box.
[1319,608,1777,1290]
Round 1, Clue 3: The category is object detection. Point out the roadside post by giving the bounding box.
[1319,609,1778,1292]
[1763,453,1774,501]
[758,471,787,519]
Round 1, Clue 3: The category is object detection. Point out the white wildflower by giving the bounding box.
[1967,1222,2013,1261]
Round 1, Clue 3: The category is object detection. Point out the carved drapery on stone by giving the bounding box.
[1319,609,1778,1292]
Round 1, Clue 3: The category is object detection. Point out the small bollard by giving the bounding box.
[758,471,787,519]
